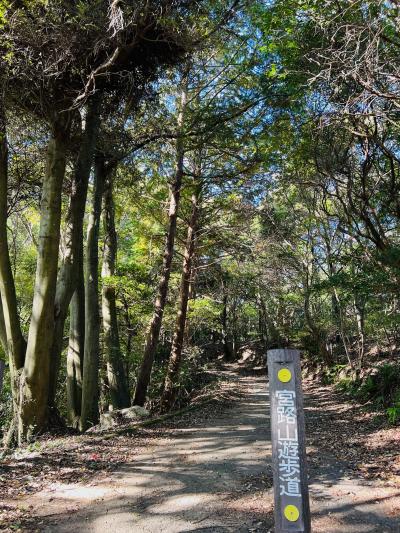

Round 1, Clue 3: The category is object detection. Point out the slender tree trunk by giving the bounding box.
[19,115,70,443]
[231,299,238,358]
[0,94,25,367]
[324,225,350,363]
[0,358,4,394]
[102,171,130,409]
[0,300,7,355]
[334,287,353,368]
[80,156,106,431]
[66,252,85,428]
[221,281,233,360]
[303,265,333,365]
[354,296,366,368]
[0,95,27,446]
[133,77,188,407]
[161,188,200,412]
[323,233,342,361]
[304,288,332,365]
[48,95,101,410]
[258,296,280,347]
[122,298,134,392]
[256,292,269,350]
[324,238,341,324]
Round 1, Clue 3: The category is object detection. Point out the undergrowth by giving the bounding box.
[147,345,220,412]
[333,364,400,424]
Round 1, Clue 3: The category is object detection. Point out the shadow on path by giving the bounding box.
[17,372,400,533]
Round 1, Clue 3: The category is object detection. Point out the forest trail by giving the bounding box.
[17,370,400,532]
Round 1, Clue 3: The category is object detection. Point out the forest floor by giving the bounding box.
[1,365,400,532]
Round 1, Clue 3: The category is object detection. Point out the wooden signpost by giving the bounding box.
[267,349,311,533]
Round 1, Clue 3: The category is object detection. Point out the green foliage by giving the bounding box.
[147,346,217,411]
[0,366,12,437]
[188,297,221,332]
[2,0,400,437]
[334,364,400,424]
[386,403,400,425]
[361,365,400,406]
[0,1,10,27]
[321,364,347,385]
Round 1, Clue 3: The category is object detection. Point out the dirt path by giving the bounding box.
[6,371,400,532]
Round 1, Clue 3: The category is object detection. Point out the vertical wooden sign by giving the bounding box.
[267,349,311,533]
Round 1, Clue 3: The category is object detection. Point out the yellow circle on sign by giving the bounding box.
[284,504,300,522]
[278,368,292,383]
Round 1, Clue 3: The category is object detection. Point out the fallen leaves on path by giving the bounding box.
[304,378,400,485]
[0,371,241,532]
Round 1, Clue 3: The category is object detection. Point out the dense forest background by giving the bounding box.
[1,0,400,447]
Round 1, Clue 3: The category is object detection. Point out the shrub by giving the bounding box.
[387,404,400,425]
[335,363,400,424]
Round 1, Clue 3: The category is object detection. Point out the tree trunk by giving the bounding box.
[80,156,105,431]
[66,254,85,428]
[221,282,233,360]
[259,296,280,347]
[161,188,200,412]
[0,94,26,368]
[354,296,366,368]
[0,358,4,394]
[0,300,7,355]
[304,286,332,365]
[122,298,134,392]
[0,95,27,446]
[231,299,238,358]
[102,171,130,409]
[256,292,270,350]
[48,95,101,410]
[19,115,70,443]
[133,77,188,407]
[334,287,353,368]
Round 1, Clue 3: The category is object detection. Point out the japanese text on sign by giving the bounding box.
[276,390,301,498]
